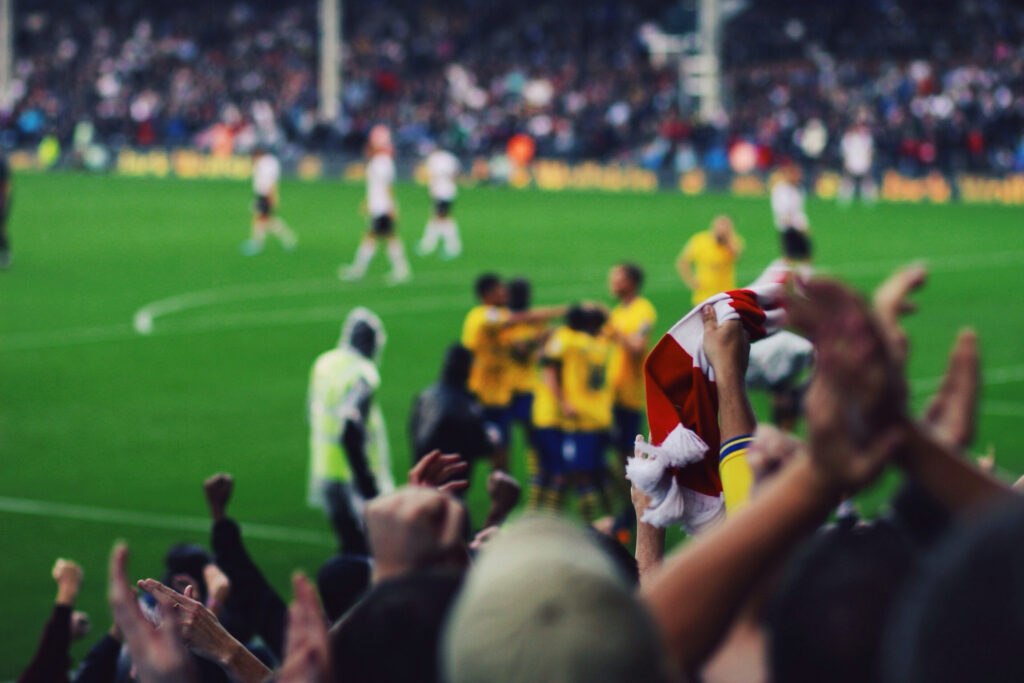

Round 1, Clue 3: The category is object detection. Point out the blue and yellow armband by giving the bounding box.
[720,434,754,513]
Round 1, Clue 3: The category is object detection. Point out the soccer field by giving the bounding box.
[1,172,1022,672]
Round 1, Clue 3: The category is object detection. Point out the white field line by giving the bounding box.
[2,271,614,350]
[815,249,1024,280]
[3,248,1024,352]
[0,323,134,352]
[980,400,1024,418]
[0,495,334,546]
[130,248,1024,335]
[131,263,600,334]
[910,364,1024,395]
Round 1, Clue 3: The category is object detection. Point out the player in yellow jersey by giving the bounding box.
[528,323,573,512]
[604,263,657,537]
[605,263,657,463]
[531,305,615,522]
[462,273,564,471]
[676,215,744,305]
[502,278,550,434]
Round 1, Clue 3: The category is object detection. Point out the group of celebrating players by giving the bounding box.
[460,264,657,528]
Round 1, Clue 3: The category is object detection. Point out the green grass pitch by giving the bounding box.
[1,172,1022,673]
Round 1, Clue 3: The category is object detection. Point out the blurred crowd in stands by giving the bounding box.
[2,0,1023,175]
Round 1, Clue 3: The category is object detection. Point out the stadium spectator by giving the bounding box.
[330,570,464,683]
[5,0,1023,177]
[202,473,287,660]
[18,559,88,683]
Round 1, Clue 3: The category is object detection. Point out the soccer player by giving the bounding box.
[839,122,877,205]
[771,161,809,235]
[340,125,411,284]
[528,320,572,512]
[676,215,744,305]
[605,263,656,531]
[416,146,461,259]
[242,146,297,255]
[542,304,615,523]
[0,148,11,270]
[747,232,815,432]
[768,161,814,275]
[502,278,549,432]
[462,273,564,472]
[307,307,395,554]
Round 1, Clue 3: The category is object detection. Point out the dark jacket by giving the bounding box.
[409,381,494,462]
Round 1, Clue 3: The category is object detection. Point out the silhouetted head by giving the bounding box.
[440,344,473,387]
[781,228,812,261]
[507,278,531,312]
[566,304,588,332]
[340,308,386,362]
[883,500,1024,683]
[331,570,464,683]
[583,306,607,336]
[767,518,919,683]
[318,554,373,624]
[163,543,211,603]
[474,273,506,306]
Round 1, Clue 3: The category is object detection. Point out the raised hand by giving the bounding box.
[108,544,196,683]
[977,445,996,475]
[483,470,521,527]
[202,563,231,615]
[365,485,469,582]
[137,578,269,681]
[787,279,908,490]
[923,329,979,449]
[278,573,330,683]
[872,263,927,365]
[136,579,222,661]
[53,558,84,606]
[701,306,750,378]
[203,473,234,521]
[408,450,469,495]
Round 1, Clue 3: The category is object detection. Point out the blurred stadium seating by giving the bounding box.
[2,0,1022,175]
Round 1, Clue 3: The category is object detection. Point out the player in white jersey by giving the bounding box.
[747,241,814,431]
[242,147,297,255]
[339,125,411,284]
[769,161,813,268]
[771,162,809,233]
[839,123,878,205]
[416,147,462,259]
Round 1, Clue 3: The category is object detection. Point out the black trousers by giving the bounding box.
[324,481,371,556]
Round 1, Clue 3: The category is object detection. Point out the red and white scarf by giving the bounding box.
[627,284,785,531]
